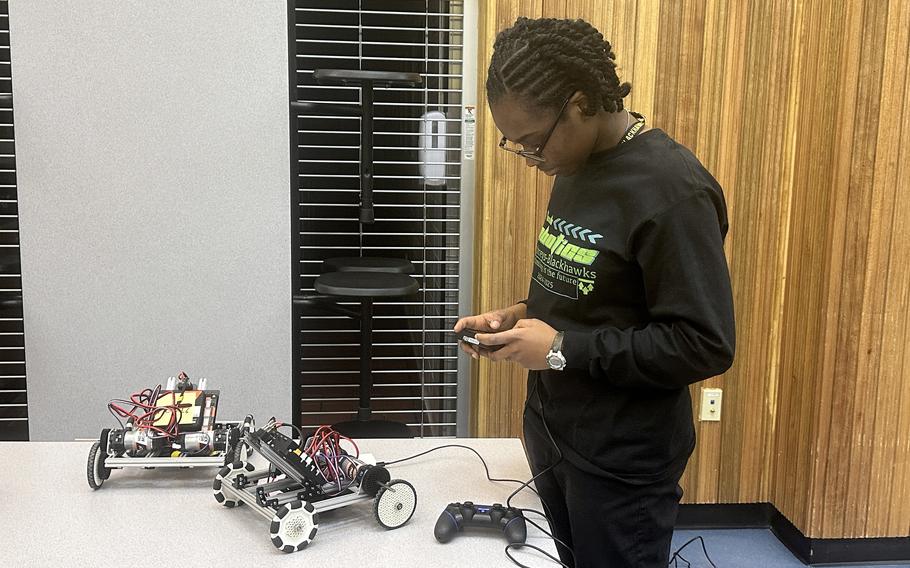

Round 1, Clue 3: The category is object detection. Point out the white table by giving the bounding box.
[0,438,560,567]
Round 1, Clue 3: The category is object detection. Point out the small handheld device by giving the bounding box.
[455,328,503,352]
[434,501,527,544]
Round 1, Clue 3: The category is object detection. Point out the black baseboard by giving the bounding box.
[677,503,910,566]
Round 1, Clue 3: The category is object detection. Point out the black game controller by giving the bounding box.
[434,501,527,544]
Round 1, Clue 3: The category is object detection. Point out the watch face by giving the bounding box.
[547,354,564,369]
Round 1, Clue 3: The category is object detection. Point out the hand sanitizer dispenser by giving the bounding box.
[420,110,447,187]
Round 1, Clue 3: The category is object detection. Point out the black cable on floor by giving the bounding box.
[669,535,717,567]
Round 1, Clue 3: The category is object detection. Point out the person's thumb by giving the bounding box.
[486,312,502,329]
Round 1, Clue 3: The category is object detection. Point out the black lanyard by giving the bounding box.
[618,111,646,146]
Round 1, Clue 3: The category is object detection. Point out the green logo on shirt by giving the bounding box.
[537,226,600,266]
[532,214,600,300]
[578,278,595,295]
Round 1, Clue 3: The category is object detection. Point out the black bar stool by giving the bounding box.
[292,69,423,438]
[293,272,417,438]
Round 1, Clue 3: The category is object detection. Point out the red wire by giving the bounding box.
[108,385,186,439]
[298,425,360,483]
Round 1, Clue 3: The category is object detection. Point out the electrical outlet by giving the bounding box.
[699,387,723,422]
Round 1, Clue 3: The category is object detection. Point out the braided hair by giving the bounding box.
[486,17,631,114]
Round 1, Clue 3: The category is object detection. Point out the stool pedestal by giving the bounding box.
[296,270,418,438]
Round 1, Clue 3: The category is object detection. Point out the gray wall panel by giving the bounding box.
[9,2,291,439]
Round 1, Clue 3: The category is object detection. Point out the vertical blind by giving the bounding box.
[291,0,465,437]
[0,0,26,441]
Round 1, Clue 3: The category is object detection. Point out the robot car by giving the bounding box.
[213,419,417,552]
[86,371,253,489]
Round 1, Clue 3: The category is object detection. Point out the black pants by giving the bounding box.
[523,407,684,568]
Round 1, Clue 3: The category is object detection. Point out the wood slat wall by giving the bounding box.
[775,0,910,539]
[472,0,910,539]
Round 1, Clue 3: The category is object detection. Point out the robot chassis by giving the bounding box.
[213,420,418,552]
[86,373,253,489]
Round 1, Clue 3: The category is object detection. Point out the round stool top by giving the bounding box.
[323,257,415,274]
[315,271,418,298]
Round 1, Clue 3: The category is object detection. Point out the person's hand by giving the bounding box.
[475,318,558,370]
[454,303,527,359]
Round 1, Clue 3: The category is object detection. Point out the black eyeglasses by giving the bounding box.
[498,94,573,163]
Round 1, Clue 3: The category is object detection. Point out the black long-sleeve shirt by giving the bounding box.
[526,128,735,484]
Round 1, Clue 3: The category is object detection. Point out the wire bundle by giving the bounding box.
[107,384,185,439]
[303,425,359,491]
[257,421,359,494]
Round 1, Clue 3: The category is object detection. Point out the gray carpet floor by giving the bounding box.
[669,529,910,567]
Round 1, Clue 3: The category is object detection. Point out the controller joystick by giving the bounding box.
[434,501,527,544]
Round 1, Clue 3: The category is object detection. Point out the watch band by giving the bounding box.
[551,331,564,353]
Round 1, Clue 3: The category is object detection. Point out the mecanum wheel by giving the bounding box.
[270,500,318,553]
[212,460,254,508]
[373,479,417,529]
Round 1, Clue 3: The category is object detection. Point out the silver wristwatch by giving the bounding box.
[546,331,566,371]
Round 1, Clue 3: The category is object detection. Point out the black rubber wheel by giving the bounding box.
[360,464,391,497]
[232,435,248,464]
[373,479,417,529]
[223,428,240,466]
[86,441,108,490]
[226,415,255,465]
[98,429,112,480]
